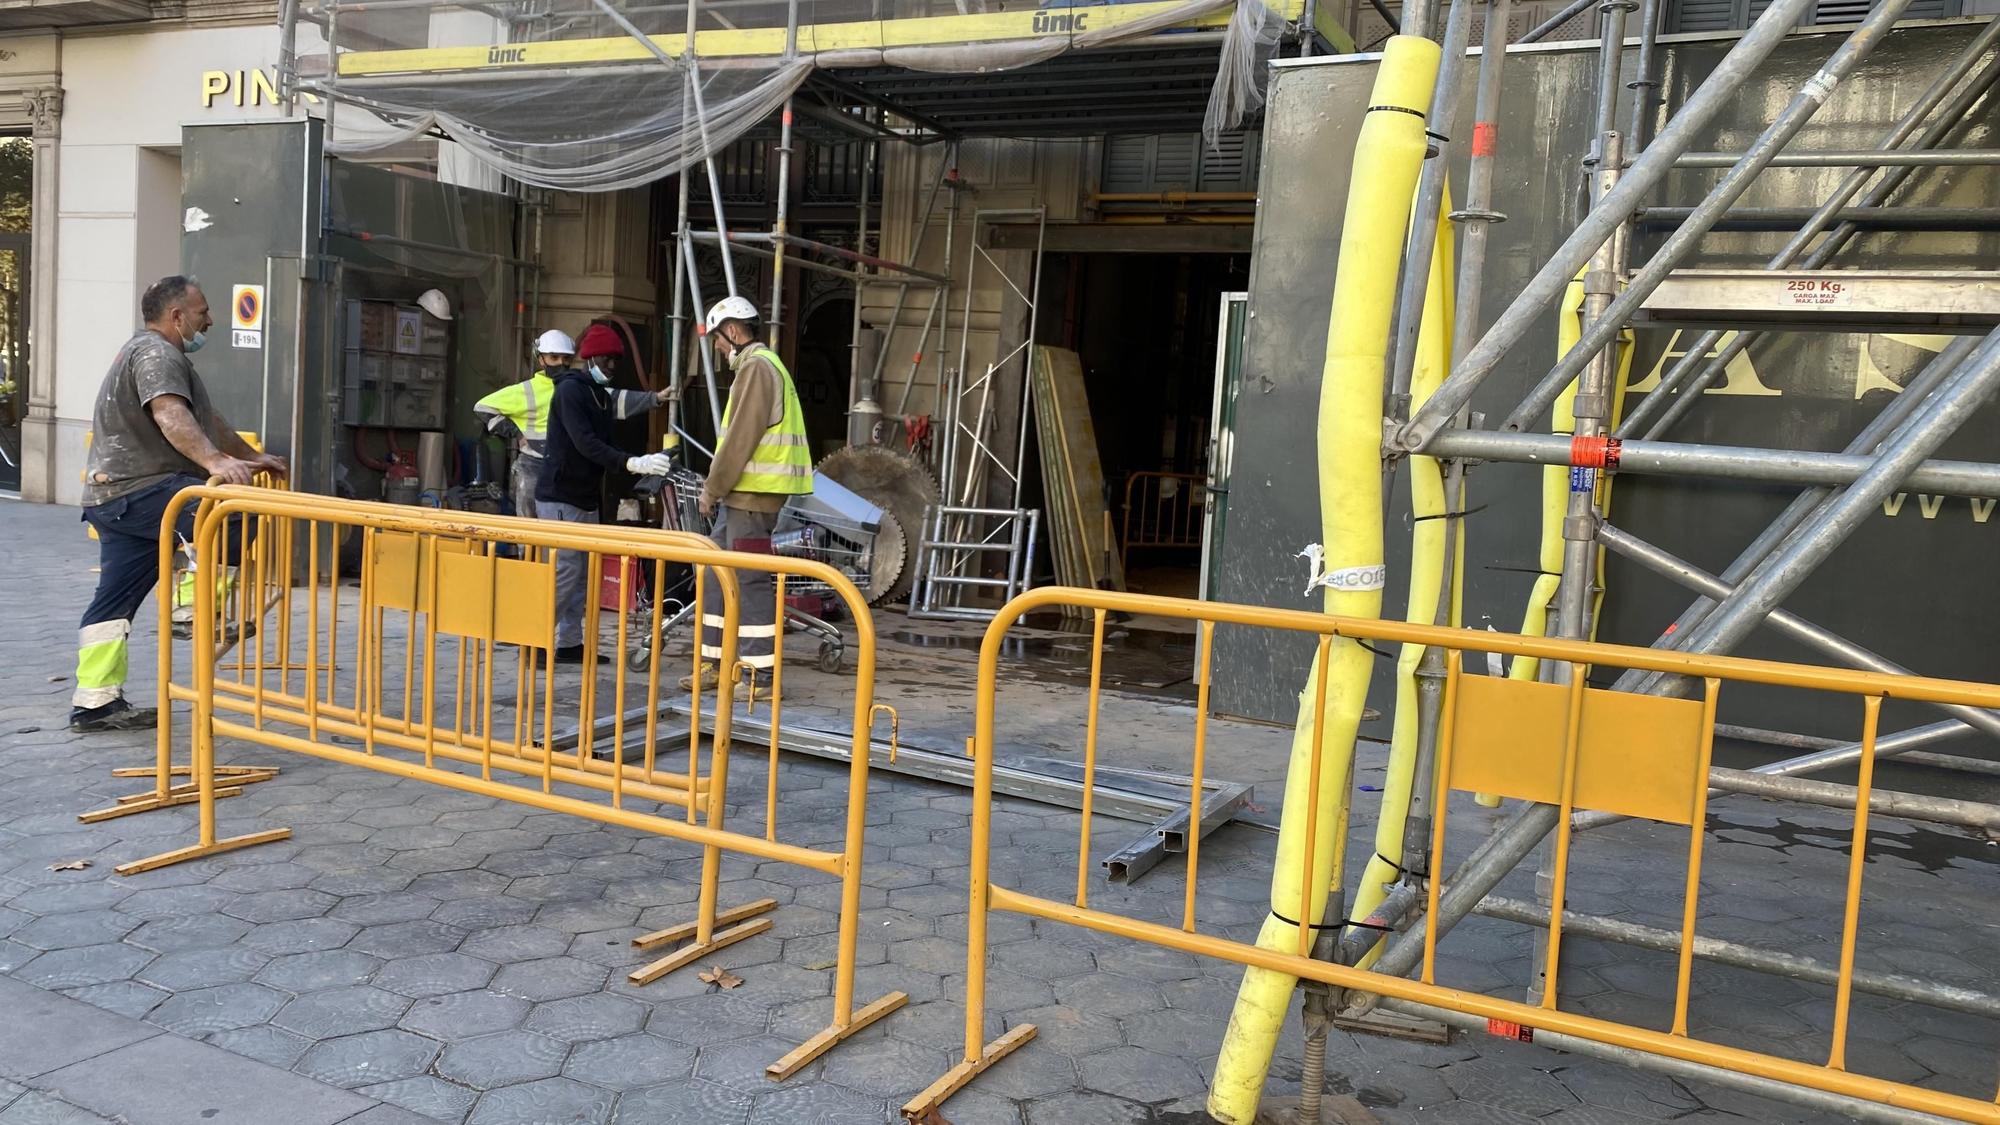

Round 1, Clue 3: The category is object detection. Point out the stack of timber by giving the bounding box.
[1031,346,1127,621]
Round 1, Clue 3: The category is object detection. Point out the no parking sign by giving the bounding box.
[231,284,264,349]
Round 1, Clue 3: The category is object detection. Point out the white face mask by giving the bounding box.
[588,362,609,385]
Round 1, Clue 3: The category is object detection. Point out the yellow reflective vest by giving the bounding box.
[721,346,813,495]
[473,370,555,454]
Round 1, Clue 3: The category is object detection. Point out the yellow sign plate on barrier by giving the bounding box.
[370,532,475,614]
[1447,674,1708,826]
[433,551,555,650]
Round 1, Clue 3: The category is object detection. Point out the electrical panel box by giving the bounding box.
[341,299,449,430]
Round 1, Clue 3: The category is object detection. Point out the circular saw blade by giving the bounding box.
[814,444,941,606]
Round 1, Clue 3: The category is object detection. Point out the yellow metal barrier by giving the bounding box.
[1119,470,1206,570]
[120,486,908,1079]
[904,586,2000,1124]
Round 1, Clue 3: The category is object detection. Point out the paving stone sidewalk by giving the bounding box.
[4,496,1998,1125]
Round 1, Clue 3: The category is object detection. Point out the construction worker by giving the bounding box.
[473,329,563,517]
[692,296,813,689]
[536,326,674,664]
[69,275,285,733]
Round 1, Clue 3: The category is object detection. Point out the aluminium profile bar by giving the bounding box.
[1705,767,2000,833]
[1674,148,2000,167]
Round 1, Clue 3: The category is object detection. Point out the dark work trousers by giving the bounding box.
[73,474,245,715]
[699,505,780,676]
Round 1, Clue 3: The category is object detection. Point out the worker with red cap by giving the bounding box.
[534,320,674,663]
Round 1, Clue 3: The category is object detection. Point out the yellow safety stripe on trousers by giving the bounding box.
[74,620,131,707]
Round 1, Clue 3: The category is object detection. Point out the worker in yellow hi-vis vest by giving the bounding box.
[473,330,565,517]
[690,296,813,690]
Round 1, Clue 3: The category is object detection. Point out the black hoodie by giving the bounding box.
[535,366,627,510]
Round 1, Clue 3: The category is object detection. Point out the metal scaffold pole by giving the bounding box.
[1395,0,1821,452]
[1503,0,1919,434]
[1619,19,2000,438]
[768,0,801,347]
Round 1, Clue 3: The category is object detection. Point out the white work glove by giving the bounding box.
[626,453,673,476]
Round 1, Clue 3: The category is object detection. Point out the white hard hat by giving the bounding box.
[417,289,452,321]
[705,296,761,334]
[535,329,577,357]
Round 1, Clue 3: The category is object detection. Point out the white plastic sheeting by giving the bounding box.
[324,0,1286,191]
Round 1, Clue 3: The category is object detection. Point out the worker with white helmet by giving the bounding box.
[689,295,812,689]
[473,328,568,517]
[534,325,675,664]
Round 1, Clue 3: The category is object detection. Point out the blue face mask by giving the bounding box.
[588,362,609,385]
[182,330,207,354]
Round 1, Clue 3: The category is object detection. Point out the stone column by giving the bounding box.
[18,85,59,502]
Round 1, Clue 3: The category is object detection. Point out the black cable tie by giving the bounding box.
[1413,503,1491,524]
[1344,919,1397,933]
[1267,909,1345,931]
[1375,852,1406,878]
[1357,640,1398,661]
[1368,105,1427,119]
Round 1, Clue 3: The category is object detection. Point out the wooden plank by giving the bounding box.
[1034,346,1126,594]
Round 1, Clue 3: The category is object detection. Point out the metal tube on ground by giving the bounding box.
[1472,896,2000,1016]
[1611,335,1976,695]
[1622,25,2000,439]
[1395,0,1821,451]
[1503,0,1920,434]
[1705,767,2000,832]
[1374,998,1963,1125]
[1419,426,2000,497]
[1677,326,2000,662]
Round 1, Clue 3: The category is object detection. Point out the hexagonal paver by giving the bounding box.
[14,944,154,989]
[534,901,640,934]
[611,1078,752,1125]
[1053,972,1165,1018]
[433,899,539,930]
[992,939,1095,980]
[0,1090,109,1124]
[125,913,254,952]
[148,983,288,1035]
[407,870,512,901]
[460,926,572,963]
[467,1076,613,1125]
[331,893,443,926]
[374,952,497,999]
[63,980,167,1021]
[210,862,320,893]
[692,1035,824,1091]
[359,1076,479,1122]
[646,998,763,1045]
[963,1038,1077,1101]
[751,1083,891,1125]
[272,985,412,1038]
[11,910,139,951]
[346,920,467,959]
[204,1025,312,1069]
[562,1033,696,1089]
[255,950,383,993]
[222,889,337,924]
[814,1033,947,1098]
[1077,1044,1207,1103]
[298,1028,442,1088]
[435,1030,570,1089]
[1023,1090,1152,1125]
[237,918,359,957]
[523,994,647,1043]
[137,948,271,991]
[1005,1004,1123,1057]
[401,989,533,1040]
[490,958,608,1002]
[480,849,572,878]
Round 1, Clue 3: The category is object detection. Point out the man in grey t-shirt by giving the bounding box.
[69,276,285,732]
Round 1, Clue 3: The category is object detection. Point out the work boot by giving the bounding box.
[69,698,160,733]
[678,663,720,692]
[553,644,588,666]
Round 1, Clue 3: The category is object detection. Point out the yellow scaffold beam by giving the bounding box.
[339,0,1308,77]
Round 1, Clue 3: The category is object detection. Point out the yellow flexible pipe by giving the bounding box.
[1347,185,1456,972]
[1207,35,1442,1125]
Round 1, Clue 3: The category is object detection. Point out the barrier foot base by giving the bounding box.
[115,828,293,875]
[111,765,280,779]
[118,771,279,802]
[627,916,773,986]
[901,1024,1038,1123]
[80,787,247,823]
[632,898,779,952]
[767,991,909,1080]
